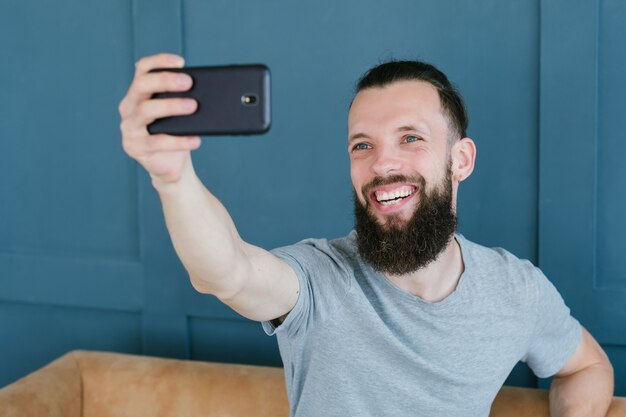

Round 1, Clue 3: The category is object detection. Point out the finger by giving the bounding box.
[135,53,185,77]
[128,97,198,128]
[125,71,194,109]
[146,135,202,152]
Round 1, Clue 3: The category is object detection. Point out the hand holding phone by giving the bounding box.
[119,54,271,187]
[119,53,202,185]
[147,65,271,136]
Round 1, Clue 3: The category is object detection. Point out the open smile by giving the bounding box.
[369,184,418,212]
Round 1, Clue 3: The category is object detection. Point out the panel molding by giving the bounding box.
[596,0,626,290]
[0,253,142,311]
[132,0,189,358]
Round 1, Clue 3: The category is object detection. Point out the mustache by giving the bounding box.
[361,174,425,203]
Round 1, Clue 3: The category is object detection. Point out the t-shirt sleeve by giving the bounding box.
[521,268,582,378]
[261,239,352,339]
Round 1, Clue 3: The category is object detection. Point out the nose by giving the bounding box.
[370,145,403,177]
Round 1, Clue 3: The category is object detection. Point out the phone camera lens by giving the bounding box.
[241,94,258,105]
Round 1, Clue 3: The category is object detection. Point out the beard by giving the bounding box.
[354,166,457,276]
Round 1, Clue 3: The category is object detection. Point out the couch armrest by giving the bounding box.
[490,386,549,416]
[607,396,626,417]
[0,352,82,417]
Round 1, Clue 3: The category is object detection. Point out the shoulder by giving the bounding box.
[270,232,358,281]
[266,234,357,335]
[458,235,549,298]
[460,235,538,275]
[272,232,354,264]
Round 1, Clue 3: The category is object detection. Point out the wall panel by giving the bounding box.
[0,0,142,387]
[540,0,626,395]
[0,0,138,260]
[189,317,282,366]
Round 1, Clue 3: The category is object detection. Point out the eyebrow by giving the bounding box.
[397,124,431,135]
[397,125,419,134]
[348,132,370,144]
[348,124,430,144]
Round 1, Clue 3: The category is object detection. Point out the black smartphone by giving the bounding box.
[147,64,271,136]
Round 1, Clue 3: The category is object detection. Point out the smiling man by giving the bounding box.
[119,55,614,417]
[349,77,465,281]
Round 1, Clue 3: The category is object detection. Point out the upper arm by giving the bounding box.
[554,326,612,378]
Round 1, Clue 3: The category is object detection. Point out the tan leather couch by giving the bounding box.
[1,350,624,417]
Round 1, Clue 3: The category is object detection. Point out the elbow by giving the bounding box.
[187,267,248,300]
[189,273,214,294]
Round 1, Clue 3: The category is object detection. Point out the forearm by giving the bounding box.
[153,157,248,296]
[549,361,614,417]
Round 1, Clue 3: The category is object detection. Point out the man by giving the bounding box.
[119,53,614,416]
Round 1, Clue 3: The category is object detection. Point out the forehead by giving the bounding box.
[348,80,448,136]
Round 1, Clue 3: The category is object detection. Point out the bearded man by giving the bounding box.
[119,54,614,417]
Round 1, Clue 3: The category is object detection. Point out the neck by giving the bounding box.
[385,236,464,303]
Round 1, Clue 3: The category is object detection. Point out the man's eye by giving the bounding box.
[353,143,370,150]
[405,135,420,143]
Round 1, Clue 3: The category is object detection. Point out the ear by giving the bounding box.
[451,137,476,182]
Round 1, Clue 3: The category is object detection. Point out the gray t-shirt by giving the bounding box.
[263,232,581,417]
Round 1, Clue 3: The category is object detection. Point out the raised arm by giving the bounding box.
[118,53,299,322]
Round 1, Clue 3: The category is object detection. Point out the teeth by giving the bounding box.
[375,187,414,203]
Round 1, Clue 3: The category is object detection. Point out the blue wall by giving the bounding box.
[1,0,624,395]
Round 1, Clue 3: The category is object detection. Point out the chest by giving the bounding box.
[295,285,532,413]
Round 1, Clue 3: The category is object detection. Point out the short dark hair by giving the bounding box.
[355,60,468,139]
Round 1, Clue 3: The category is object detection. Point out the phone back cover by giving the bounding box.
[147,65,270,136]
